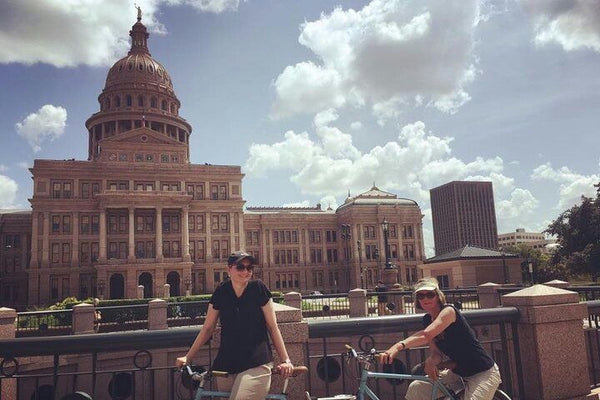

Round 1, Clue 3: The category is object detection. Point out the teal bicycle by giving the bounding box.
[306,345,511,400]
[182,364,307,399]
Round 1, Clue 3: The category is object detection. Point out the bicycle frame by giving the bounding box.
[186,365,303,400]
[354,368,457,400]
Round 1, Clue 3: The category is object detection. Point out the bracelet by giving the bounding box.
[283,359,292,364]
[399,341,406,350]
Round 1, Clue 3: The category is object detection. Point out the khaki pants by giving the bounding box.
[215,363,272,400]
[406,363,501,400]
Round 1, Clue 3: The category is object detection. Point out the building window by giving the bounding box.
[326,230,337,243]
[403,225,414,239]
[246,231,259,246]
[364,226,376,239]
[309,231,322,244]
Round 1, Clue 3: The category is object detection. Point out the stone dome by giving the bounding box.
[103,18,174,94]
[105,52,173,91]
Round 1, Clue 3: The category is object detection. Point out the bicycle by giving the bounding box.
[306,345,511,400]
[182,364,308,399]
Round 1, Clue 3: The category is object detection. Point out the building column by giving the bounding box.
[155,207,163,262]
[72,212,79,267]
[205,212,212,259]
[238,213,245,250]
[128,207,135,262]
[261,228,268,266]
[30,212,39,268]
[99,209,107,263]
[41,212,50,268]
[229,212,235,251]
[182,206,190,262]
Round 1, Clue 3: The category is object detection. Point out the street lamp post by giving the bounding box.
[357,239,364,289]
[528,259,534,285]
[340,224,352,291]
[501,250,508,284]
[381,219,392,269]
[184,277,192,297]
[97,279,105,300]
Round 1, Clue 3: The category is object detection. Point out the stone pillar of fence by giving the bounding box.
[0,307,17,400]
[148,299,168,330]
[349,288,367,318]
[72,303,95,334]
[137,285,144,299]
[283,291,302,311]
[211,301,308,399]
[543,279,570,290]
[477,282,501,308]
[163,283,170,298]
[503,284,596,400]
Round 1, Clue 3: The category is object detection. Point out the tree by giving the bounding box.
[500,243,568,283]
[546,184,600,281]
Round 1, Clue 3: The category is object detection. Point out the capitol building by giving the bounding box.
[0,13,425,309]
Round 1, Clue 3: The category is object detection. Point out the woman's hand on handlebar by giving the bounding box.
[276,360,294,379]
[380,343,403,364]
[175,356,187,369]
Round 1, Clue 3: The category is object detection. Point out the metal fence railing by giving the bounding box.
[15,309,72,337]
[0,307,524,400]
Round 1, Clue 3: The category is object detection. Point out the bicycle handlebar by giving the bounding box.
[183,365,308,381]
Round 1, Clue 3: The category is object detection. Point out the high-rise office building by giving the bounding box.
[430,181,498,256]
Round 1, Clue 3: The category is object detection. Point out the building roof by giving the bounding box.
[336,185,418,211]
[424,245,518,264]
[0,209,32,215]
[245,205,335,215]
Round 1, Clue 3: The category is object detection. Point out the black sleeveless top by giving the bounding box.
[423,304,494,377]
[210,280,273,373]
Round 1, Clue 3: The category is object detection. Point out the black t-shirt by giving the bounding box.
[210,279,273,373]
[375,285,388,302]
[423,304,494,377]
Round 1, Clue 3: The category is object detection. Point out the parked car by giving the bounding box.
[309,290,323,296]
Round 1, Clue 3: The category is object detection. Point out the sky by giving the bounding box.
[1,0,599,256]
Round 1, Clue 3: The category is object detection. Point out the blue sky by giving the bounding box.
[1,0,599,255]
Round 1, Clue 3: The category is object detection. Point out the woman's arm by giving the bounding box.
[382,329,428,363]
[175,304,219,367]
[262,299,294,378]
[382,307,457,364]
[423,340,444,380]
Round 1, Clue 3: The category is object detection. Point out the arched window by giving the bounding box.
[104,98,111,110]
[161,100,167,110]
[170,103,176,114]
[114,96,121,107]
[138,95,144,107]
[126,95,132,107]
[151,97,157,108]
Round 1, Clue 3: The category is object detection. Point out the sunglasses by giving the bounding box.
[235,264,255,272]
[416,291,436,300]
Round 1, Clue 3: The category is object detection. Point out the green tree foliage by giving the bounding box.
[546,183,600,281]
[500,244,568,283]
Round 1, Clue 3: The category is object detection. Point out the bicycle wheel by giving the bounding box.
[492,389,511,400]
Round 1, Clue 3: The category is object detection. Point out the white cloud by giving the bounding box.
[0,175,19,209]
[522,0,600,52]
[281,200,310,208]
[0,165,7,173]
[244,120,532,216]
[16,162,31,170]
[350,121,363,130]
[271,0,481,119]
[15,105,67,152]
[531,163,599,209]
[165,0,244,13]
[0,0,239,67]
[497,188,539,219]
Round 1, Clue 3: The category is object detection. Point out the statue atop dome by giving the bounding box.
[135,4,142,22]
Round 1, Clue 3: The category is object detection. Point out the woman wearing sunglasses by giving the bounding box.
[380,277,501,399]
[176,251,294,399]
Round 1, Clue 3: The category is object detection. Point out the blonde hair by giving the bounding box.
[413,277,446,309]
